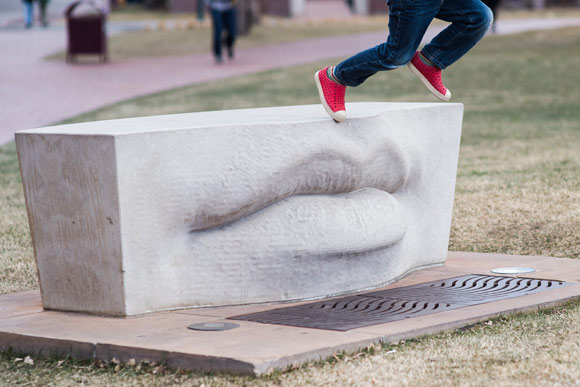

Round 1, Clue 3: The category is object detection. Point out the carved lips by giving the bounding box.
[186,124,412,257]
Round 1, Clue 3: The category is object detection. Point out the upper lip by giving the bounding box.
[187,126,411,232]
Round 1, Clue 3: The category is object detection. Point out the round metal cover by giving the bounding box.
[491,267,536,274]
[187,322,239,331]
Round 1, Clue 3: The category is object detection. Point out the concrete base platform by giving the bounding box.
[1,252,579,376]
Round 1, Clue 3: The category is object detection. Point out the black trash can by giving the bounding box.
[65,1,108,63]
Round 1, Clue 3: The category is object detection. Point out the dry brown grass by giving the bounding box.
[451,137,580,258]
[0,143,36,295]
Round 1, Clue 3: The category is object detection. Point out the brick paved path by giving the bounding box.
[1,17,580,144]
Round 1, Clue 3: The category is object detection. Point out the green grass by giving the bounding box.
[107,3,178,21]
[2,26,580,385]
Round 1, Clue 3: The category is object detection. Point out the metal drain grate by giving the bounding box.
[229,275,570,331]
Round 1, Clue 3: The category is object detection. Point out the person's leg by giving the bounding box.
[196,0,205,21]
[39,0,49,27]
[210,8,224,62]
[333,0,441,87]
[23,1,33,28]
[421,0,493,69]
[223,8,236,59]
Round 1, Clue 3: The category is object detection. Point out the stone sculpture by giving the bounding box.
[16,102,463,316]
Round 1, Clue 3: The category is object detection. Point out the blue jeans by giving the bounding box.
[210,8,237,59]
[23,1,33,27]
[334,0,493,87]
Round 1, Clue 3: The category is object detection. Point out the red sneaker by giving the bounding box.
[315,66,346,122]
[408,52,451,101]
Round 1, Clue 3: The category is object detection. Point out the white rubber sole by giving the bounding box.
[314,70,346,122]
[407,61,452,102]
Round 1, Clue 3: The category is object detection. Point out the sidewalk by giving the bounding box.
[2,17,580,145]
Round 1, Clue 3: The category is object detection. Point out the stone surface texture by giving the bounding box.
[15,102,464,316]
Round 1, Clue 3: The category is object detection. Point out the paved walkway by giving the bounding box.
[2,16,580,145]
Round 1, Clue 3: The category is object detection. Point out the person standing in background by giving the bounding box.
[22,0,50,28]
[205,0,237,63]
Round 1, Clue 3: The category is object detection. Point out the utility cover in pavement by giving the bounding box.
[229,274,570,331]
[187,322,240,331]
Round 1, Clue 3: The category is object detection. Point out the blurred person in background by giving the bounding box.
[346,0,354,12]
[22,0,34,28]
[22,0,50,28]
[206,0,237,63]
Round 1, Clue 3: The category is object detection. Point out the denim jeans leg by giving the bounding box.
[223,8,236,51]
[24,1,33,27]
[39,0,48,25]
[421,0,493,69]
[211,9,224,59]
[334,0,440,87]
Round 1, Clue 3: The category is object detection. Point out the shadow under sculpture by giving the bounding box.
[15,102,464,316]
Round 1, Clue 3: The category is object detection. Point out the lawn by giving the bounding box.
[2,27,580,385]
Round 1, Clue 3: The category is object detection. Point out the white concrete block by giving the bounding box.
[16,103,463,316]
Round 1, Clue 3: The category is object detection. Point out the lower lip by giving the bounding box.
[191,187,407,258]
